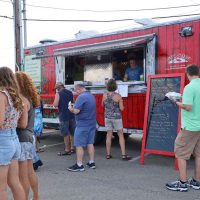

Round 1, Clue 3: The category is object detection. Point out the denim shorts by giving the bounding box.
[0,128,21,165]
[59,119,75,136]
[19,142,34,161]
[74,126,96,147]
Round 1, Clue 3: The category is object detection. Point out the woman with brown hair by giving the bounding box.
[0,66,27,200]
[15,71,40,200]
[102,79,131,160]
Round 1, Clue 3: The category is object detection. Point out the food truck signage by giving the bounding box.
[24,55,41,86]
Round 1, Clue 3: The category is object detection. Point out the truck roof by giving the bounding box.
[25,15,200,49]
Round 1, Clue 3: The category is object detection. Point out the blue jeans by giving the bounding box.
[0,128,21,165]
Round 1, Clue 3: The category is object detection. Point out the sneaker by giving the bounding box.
[188,178,200,190]
[33,163,38,171]
[67,164,85,172]
[86,162,96,169]
[37,159,43,167]
[166,180,188,192]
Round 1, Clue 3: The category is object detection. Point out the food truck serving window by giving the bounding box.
[54,34,156,85]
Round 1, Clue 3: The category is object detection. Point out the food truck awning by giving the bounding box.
[54,33,155,57]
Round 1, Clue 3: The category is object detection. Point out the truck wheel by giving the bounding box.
[94,131,106,145]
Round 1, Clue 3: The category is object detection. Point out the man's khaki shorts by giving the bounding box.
[175,129,200,160]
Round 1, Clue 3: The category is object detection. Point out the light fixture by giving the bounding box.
[179,26,193,37]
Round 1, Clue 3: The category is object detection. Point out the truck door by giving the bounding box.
[55,56,65,83]
[145,36,156,80]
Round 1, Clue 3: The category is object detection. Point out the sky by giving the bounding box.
[0,0,200,71]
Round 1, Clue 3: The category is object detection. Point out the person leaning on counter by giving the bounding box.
[123,58,143,81]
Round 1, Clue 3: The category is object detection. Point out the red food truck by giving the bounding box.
[24,16,200,143]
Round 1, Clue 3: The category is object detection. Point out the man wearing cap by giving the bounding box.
[53,82,75,155]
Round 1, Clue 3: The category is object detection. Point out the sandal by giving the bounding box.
[122,155,131,160]
[106,155,112,159]
[70,149,75,154]
[57,151,71,156]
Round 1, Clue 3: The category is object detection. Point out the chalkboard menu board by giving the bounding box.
[140,73,185,165]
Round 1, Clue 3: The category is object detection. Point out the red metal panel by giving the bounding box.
[166,24,174,73]
[183,22,194,67]
[192,21,200,66]
[122,93,146,129]
[157,26,167,74]
[95,94,104,126]
[96,93,146,129]
[172,23,181,73]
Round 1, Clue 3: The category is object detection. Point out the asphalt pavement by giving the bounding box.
[8,130,200,200]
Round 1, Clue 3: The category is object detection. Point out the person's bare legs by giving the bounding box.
[64,135,71,152]
[7,160,26,200]
[70,135,74,151]
[106,130,112,156]
[178,158,187,182]
[76,147,84,164]
[87,144,95,161]
[117,129,126,156]
[27,160,39,200]
[194,157,200,181]
[0,165,9,200]
[18,160,30,199]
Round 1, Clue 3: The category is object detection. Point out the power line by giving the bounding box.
[1,13,200,22]
[0,0,10,2]
[0,15,13,19]
[24,2,200,13]
[1,0,200,13]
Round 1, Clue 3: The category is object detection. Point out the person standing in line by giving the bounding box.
[166,64,200,192]
[53,82,75,155]
[33,102,44,152]
[32,104,43,171]
[67,84,96,172]
[102,79,131,160]
[14,71,40,200]
[123,58,143,81]
[0,66,26,200]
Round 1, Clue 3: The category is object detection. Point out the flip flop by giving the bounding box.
[36,149,44,153]
[106,155,112,159]
[57,151,71,156]
[70,149,75,154]
[121,155,131,160]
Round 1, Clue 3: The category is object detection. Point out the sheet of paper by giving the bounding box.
[117,84,128,97]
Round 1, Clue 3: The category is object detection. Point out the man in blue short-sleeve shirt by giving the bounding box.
[67,84,96,172]
[123,59,143,81]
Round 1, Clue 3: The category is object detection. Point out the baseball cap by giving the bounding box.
[54,82,64,89]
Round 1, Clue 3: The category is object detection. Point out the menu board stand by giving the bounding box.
[140,73,185,166]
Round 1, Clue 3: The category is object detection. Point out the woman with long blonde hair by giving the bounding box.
[14,71,40,200]
[0,66,27,200]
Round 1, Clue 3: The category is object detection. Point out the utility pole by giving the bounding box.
[13,0,23,71]
[22,0,27,47]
